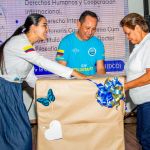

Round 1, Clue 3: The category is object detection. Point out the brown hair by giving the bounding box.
[120,13,149,33]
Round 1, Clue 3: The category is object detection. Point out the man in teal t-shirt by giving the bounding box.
[56,10,106,76]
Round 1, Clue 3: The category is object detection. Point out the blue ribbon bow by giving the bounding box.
[37,89,55,106]
[88,77,125,108]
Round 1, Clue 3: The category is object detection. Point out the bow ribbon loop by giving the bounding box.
[88,77,125,108]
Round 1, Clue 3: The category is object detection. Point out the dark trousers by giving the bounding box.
[136,102,150,150]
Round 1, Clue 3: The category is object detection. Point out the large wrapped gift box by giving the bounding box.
[35,77,125,150]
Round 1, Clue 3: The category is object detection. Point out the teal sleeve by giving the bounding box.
[96,40,105,61]
[55,38,69,62]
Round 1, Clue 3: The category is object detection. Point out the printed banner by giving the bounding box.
[0,0,128,75]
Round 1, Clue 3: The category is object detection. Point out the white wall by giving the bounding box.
[128,0,143,15]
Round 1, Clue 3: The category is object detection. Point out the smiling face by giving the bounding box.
[33,17,49,41]
[123,25,144,44]
[77,15,97,41]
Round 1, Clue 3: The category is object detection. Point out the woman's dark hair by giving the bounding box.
[79,10,98,24]
[0,13,45,74]
[120,13,149,33]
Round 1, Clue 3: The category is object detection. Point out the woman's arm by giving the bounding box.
[71,70,92,79]
[125,68,150,90]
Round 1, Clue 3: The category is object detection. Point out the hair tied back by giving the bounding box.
[22,28,26,33]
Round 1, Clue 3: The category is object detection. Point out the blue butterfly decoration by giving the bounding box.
[37,89,55,106]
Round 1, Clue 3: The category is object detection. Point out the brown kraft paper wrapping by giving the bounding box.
[35,77,125,150]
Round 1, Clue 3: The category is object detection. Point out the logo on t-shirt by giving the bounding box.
[88,48,96,56]
[72,48,79,54]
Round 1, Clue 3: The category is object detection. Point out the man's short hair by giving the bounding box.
[79,10,98,23]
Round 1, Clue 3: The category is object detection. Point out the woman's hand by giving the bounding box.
[71,70,93,79]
